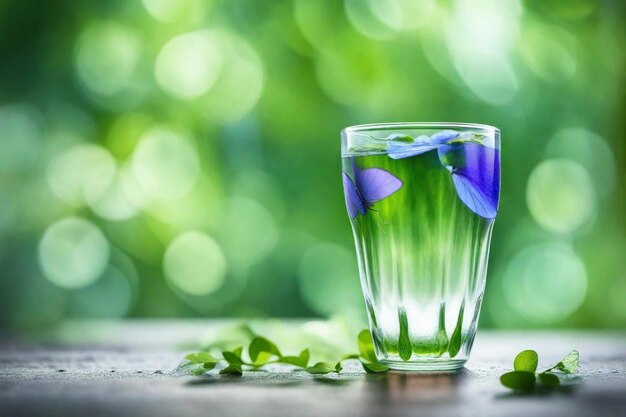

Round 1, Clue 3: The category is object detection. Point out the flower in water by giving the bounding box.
[388,130,459,160]
[437,142,500,219]
[343,167,403,219]
[385,130,500,219]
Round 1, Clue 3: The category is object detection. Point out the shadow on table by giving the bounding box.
[184,367,473,401]
[359,368,471,404]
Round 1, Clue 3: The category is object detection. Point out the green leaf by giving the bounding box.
[551,350,579,374]
[248,336,281,364]
[185,352,217,364]
[433,303,449,357]
[347,135,389,153]
[341,353,360,360]
[281,349,310,368]
[360,360,389,374]
[222,349,243,365]
[539,372,560,387]
[500,371,536,392]
[203,362,217,370]
[357,330,377,363]
[177,362,209,376]
[335,362,343,373]
[514,350,539,373]
[219,364,243,376]
[387,134,414,143]
[398,309,412,361]
[447,304,464,358]
[305,362,337,375]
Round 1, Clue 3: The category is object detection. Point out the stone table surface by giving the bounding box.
[0,320,625,417]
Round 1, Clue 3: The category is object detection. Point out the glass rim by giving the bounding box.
[342,122,499,135]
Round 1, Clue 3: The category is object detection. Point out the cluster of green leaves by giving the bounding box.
[181,329,389,376]
[500,349,579,392]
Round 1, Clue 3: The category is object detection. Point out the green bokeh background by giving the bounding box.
[1,0,624,331]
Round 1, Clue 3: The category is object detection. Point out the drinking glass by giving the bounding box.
[341,122,500,371]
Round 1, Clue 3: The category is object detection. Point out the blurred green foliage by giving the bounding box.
[0,0,625,330]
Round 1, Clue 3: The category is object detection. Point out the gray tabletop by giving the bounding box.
[1,320,625,417]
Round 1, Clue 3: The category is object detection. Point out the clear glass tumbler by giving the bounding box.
[341,122,500,371]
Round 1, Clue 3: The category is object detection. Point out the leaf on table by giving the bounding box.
[514,350,539,373]
[203,362,217,370]
[305,362,338,375]
[538,372,560,387]
[219,364,243,376]
[281,349,310,368]
[222,348,244,365]
[248,336,281,365]
[185,352,217,364]
[177,362,209,376]
[360,360,389,374]
[550,350,579,374]
[500,371,536,392]
[341,353,360,361]
[357,330,377,363]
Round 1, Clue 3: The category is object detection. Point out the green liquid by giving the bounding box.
[343,150,494,365]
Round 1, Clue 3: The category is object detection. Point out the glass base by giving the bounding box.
[380,358,467,372]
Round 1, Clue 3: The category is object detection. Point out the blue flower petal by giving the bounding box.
[430,130,460,143]
[388,132,459,160]
[437,143,500,219]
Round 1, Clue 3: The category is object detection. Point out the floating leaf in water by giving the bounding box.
[398,308,412,361]
[434,303,449,357]
[447,303,464,358]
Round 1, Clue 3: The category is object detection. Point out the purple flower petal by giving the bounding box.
[430,130,460,143]
[355,167,403,204]
[437,143,500,219]
[343,172,366,219]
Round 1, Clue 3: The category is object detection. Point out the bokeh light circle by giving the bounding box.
[521,24,577,84]
[545,128,616,200]
[446,0,521,105]
[88,164,142,221]
[219,197,278,270]
[344,0,400,40]
[75,21,142,97]
[0,104,42,173]
[526,159,596,233]
[164,231,227,295]
[66,266,134,318]
[298,243,362,317]
[131,126,200,201]
[200,31,264,123]
[47,144,117,206]
[503,243,587,323]
[39,217,110,289]
[155,31,222,100]
[142,0,207,23]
